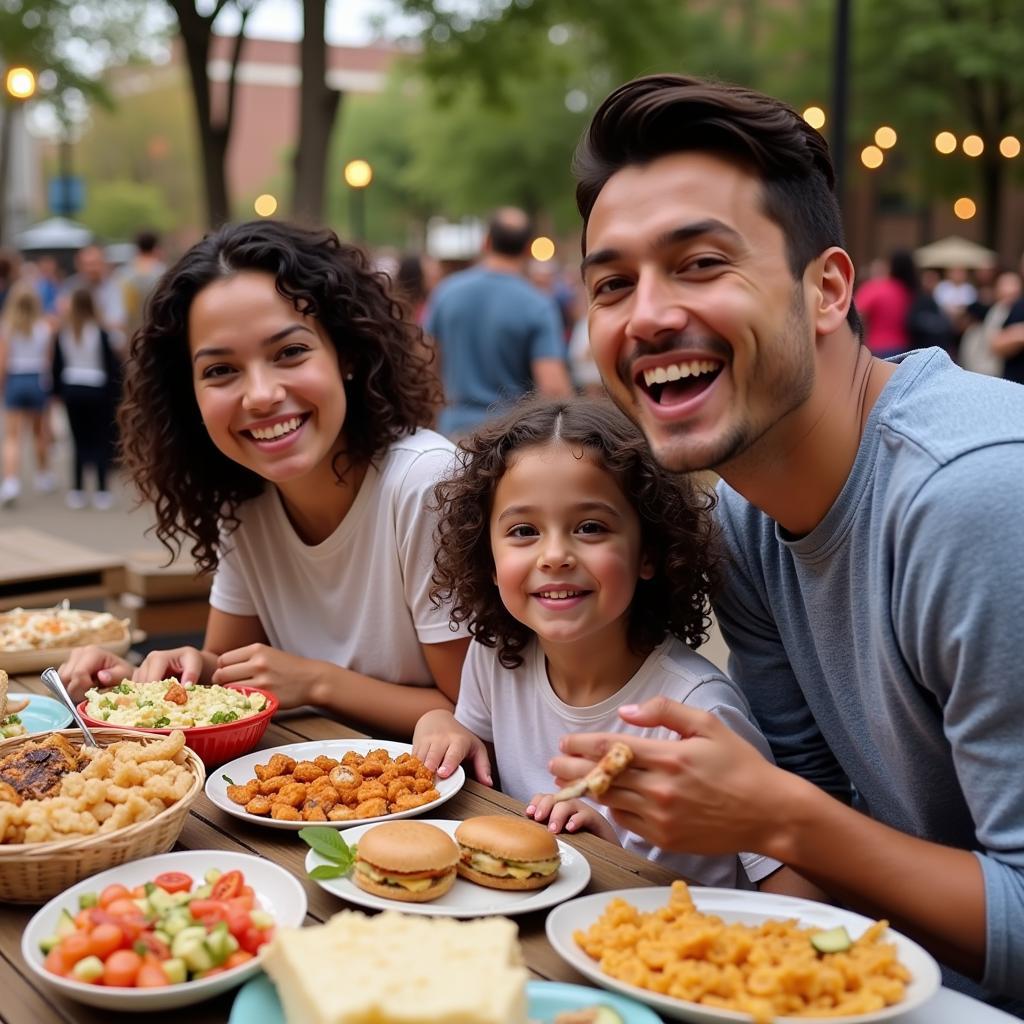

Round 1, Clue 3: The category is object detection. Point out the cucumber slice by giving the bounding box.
[162,957,188,984]
[77,892,98,910]
[170,925,208,959]
[811,925,853,954]
[55,909,77,938]
[71,956,105,983]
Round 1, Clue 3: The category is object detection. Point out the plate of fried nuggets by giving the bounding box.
[205,739,466,831]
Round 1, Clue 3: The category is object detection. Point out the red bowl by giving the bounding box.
[77,684,278,767]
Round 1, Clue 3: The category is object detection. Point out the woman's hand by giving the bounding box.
[132,646,211,687]
[58,646,136,700]
[412,709,492,785]
[210,643,322,709]
[525,792,620,843]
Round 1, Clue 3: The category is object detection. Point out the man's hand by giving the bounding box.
[525,792,620,844]
[412,709,492,785]
[549,697,788,855]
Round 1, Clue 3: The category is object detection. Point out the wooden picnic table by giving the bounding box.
[1,674,1018,1024]
[0,529,125,612]
[0,671,679,1024]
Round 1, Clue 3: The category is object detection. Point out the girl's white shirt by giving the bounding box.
[4,320,51,375]
[210,428,468,687]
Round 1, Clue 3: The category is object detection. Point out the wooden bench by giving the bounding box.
[107,548,210,639]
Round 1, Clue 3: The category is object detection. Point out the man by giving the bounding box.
[60,244,126,347]
[118,229,166,341]
[992,256,1024,386]
[426,208,571,437]
[550,74,1024,1010]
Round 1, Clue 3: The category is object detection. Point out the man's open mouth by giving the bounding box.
[636,358,723,405]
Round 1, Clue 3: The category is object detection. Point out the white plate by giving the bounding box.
[21,850,308,1012]
[206,738,465,831]
[3,692,73,733]
[0,609,131,674]
[305,816,591,917]
[546,887,942,1023]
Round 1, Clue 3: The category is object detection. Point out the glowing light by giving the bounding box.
[874,126,897,149]
[254,194,278,217]
[343,159,373,188]
[802,106,826,130]
[530,237,556,262]
[953,197,976,220]
[935,132,957,154]
[5,67,36,100]
[999,136,1021,159]
[962,135,984,157]
[860,145,884,170]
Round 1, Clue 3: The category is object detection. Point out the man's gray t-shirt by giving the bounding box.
[425,266,565,436]
[714,348,1024,1009]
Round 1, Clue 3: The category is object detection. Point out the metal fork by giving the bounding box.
[41,667,100,747]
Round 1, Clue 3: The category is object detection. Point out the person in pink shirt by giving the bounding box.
[854,250,915,359]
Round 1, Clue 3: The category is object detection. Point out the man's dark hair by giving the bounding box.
[487,210,533,258]
[135,230,160,254]
[574,74,861,335]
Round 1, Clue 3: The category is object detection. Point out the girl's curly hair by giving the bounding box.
[431,396,720,669]
[118,219,440,574]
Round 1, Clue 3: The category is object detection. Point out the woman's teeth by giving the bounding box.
[249,416,303,440]
[538,590,584,599]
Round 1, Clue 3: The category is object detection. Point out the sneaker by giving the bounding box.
[92,490,115,510]
[34,471,57,494]
[0,478,20,507]
[65,489,88,510]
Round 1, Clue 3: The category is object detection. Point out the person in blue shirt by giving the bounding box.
[550,74,1024,1014]
[425,208,571,437]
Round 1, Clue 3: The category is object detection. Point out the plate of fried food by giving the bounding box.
[205,739,464,830]
[545,881,942,1024]
[0,604,130,674]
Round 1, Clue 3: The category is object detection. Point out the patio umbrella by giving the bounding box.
[913,235,998,270]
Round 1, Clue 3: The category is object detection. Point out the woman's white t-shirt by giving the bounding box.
[455,635,782,888]
[209,429,467,687]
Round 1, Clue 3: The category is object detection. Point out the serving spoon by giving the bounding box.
[41,666,100,747]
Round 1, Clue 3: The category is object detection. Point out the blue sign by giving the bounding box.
[48,176,84,216]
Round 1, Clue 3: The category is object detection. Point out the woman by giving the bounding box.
[60,220,468,739]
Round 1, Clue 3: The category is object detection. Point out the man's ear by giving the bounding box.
[809,246,855,337]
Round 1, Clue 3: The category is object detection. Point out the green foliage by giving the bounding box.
[80,179,175,240]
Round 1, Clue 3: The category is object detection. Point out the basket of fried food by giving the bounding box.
[0,728,204,903]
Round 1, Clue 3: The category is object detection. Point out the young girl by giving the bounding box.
[53,287,122,509]
[414,396,799,890]
[60,220,467,738]
[0,282,55,505]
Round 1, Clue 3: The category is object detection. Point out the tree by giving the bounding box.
[168,0,259,227]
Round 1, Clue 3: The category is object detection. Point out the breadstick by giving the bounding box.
[0,670,29,721]
[551,740,633,803]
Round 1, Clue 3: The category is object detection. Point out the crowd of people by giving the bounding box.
[1,72,1023,1017]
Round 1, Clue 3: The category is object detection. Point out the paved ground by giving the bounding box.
[0,405,733,671]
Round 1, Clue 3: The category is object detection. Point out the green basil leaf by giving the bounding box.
[299,826,354,866]
[308,864,352,880]
[221,774,235,786]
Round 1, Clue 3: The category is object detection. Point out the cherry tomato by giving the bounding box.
[102,949,142,987]
[134,932,171,961]
[225,907,251,939]
[136,962,170,988]
[56,932,92,970]
[198,966,227,979]
[152,871,192,894]
[189,899,228,925]
[239,925,269,956]
[131,885,147,899]
[98,884,132,909]
[210,870,243,901]
[43,949,67,977]
[227,891,255,912]
[105,898,142,918]
[74,909,95,931]
[224,950,255,970]
[90,908,145,943]
[87,923,124,959]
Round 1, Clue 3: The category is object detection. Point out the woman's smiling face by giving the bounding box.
[188,271,347,488]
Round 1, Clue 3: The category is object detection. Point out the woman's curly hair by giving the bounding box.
[118,219,441,574]
[431,396,720,669]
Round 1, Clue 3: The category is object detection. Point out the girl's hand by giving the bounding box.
[132,646,209,687]
[210,644,320,709]
[525,793,621,844]
[58,647,136,700]
[413,709,492,785]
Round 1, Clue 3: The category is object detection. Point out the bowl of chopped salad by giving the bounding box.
[78,680,278,767]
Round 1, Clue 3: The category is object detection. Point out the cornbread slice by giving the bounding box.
[261,910,529,1024]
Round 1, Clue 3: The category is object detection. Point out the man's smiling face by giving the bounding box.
[583,150,816,474]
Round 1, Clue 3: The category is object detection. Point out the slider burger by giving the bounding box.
[352,820,459,903]
[454,816,561,891]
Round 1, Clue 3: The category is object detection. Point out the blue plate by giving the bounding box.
[230,974,662,1023]
[4,693,72,734]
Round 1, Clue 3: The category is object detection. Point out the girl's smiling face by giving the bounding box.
[489,441,653,652]
[188,272,348,490]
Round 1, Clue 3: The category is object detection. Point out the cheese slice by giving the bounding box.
[467,851,561,878]
[354,861,436,892]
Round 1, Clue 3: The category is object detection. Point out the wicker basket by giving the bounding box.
[0,728,205,904]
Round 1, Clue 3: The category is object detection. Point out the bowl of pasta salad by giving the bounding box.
[78,680,278,768]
